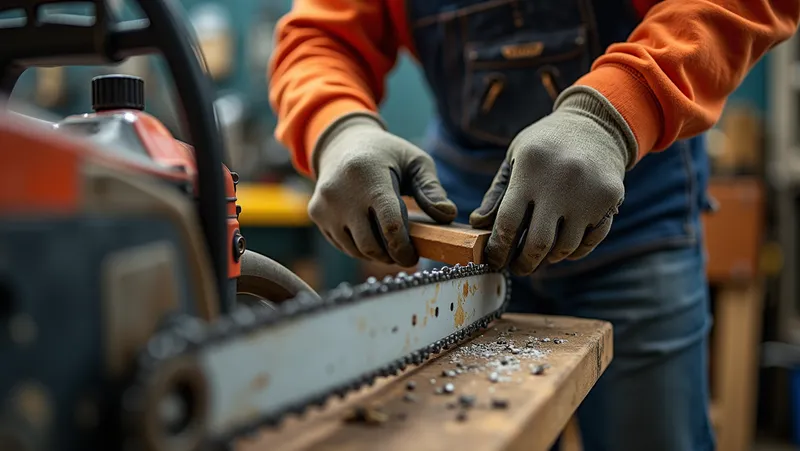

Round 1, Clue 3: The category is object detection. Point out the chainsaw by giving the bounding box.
[0,1,510,450]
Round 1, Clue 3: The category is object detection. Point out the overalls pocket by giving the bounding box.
[461,26,591,146]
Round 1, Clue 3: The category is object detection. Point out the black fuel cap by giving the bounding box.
[91,74,145,112]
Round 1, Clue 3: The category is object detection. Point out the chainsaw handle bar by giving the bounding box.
[0,0,231,313]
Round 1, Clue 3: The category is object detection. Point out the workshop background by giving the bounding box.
[5,1,800,450]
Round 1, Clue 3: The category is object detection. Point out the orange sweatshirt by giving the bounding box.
[269,0,800,176]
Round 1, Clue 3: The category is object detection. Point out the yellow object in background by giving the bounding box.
[236,183,311,227]
[34,67,65,108]
[199,34,233,81]
[191,3,234,81]
[760,241,784,276]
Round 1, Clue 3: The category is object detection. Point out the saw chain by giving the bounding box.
[121,263,511,450]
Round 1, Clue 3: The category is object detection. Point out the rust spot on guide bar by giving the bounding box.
[454,281,468,328]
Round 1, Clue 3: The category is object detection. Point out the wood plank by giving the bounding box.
[408,211,491,265]
[239,314,613,451]
[711,282,764,451]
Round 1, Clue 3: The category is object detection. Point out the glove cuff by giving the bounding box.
[311,112,387,178]
[554,86,638,170]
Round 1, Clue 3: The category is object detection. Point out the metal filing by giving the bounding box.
[491,399,510,410]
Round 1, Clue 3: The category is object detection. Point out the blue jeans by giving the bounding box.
[422,243,715,451]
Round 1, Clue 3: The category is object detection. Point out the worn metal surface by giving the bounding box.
[124,264,511,449]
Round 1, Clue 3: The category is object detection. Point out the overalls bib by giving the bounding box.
[408,0,713,275]
[407,1,716,449]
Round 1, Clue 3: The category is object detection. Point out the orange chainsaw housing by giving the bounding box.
[0,107,243,282]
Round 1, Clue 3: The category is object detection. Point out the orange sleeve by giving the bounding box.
[268,0,399,176]
[575,0,800,160]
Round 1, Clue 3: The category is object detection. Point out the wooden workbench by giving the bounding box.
[239,314,613,451]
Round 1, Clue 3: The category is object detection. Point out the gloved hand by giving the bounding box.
[309,113,458,267]
[469,86,637,276]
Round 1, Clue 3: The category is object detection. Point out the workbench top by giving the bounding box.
[240,314,613,451]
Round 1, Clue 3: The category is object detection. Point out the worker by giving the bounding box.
[269,0,799,449]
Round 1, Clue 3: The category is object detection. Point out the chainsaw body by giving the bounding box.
[55,73,244,289]
[1,1,276,449]
[0,111,220,450]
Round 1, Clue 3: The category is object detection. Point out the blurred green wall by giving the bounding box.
[382,55,435,144]
[728,59,768,113]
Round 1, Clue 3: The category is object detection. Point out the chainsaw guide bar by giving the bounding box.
[123,263,511,450]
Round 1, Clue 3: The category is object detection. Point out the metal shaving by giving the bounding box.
[529,363,550,375]
[459,395,476,408]
[344,406,388,425]
[446,331,553,383]
[491,398,509,409]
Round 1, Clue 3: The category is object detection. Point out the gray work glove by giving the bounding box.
[469,86,638,276]
[309,113,458,267]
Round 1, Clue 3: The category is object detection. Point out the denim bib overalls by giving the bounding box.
[407,0,715,449]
